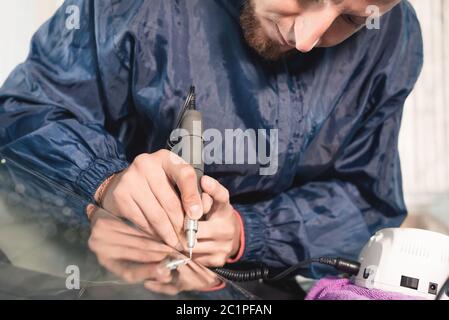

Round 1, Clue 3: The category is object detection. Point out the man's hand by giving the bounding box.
[95,150,204,250]
[88,208,174,284]
[193,175,242,267]
[89,208,224,293]
[144,261,224,296]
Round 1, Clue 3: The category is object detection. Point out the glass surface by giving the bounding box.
[0,153,256,300]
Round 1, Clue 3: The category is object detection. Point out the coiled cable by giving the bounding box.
[212,257,361,283]
[213,266,271,282]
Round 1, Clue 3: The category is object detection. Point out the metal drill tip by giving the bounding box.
[165,258,191,271]
[189,248,192,259]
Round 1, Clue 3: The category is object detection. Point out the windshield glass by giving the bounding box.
[0,154,256,300]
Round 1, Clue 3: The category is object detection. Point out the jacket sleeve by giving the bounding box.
[0,0,130,203]
[234,91,411,277]
[233,4,424,278]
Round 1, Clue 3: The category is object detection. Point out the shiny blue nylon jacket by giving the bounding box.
[0,0,423,276]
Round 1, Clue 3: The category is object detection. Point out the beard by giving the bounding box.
[239,0,285,61]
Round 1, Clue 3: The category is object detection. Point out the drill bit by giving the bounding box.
[165,257,191,271]
[185,218,198,259]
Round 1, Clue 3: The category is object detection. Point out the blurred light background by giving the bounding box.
[0,1,448,229]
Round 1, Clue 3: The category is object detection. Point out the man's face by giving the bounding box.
[240,0,401,60]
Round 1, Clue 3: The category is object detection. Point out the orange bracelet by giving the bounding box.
[85,174,116,220]
[95,173,116,206]
[86,204,97,220]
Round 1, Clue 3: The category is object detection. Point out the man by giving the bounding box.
[0,0,422,285]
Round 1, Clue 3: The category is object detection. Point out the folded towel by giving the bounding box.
[305,277,419,300]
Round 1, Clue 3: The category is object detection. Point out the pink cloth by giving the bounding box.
[305,277,419,300]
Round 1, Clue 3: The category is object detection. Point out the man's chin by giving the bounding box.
[257,47,294,61]
[245,39,293,61]
[256,50,284,61]
[240,0,285,61]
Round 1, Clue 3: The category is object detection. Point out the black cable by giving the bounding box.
[166,86,196,150]
[265,259,317,282]
[212,266,270,282]
[189,86,196,110]
[436,276,449,300]
[212,257,361,283]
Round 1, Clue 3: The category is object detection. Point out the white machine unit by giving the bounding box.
[354,228,449,300]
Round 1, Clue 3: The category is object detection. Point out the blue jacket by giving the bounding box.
[0,0,423,276]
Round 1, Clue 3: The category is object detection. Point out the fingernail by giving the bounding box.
[189,204,202,218]
[202,176,214,189]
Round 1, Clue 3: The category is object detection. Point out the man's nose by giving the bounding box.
[288,9,338,53]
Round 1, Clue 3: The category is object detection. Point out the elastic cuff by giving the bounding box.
[76,158,129,202]
[231,203,265,262]
[226,209,246,264]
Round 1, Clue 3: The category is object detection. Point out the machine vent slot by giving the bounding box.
[400,275,419,290]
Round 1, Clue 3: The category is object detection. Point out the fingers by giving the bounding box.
[131,182,182,250]
[89,217,175,263]
[201,175,230,207]
[90,230,173,254]
[145,170,185,235]
[100,259,172,284]
[91,243,169,263]
[144,281,181,296]
[143,263,195,295]
[109,220,156,239]
[196,221,230,239]
[144,268,222,295]
[188,262,223,285]
[111,194,154,234]
[101,157,181,248]
[189,240,217,254]
[189,237,232,267]
[190,238,233,258]
[92,213,156,239]
[193,252,228,268]
[202,193,213,215]
[161,152,203,220]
